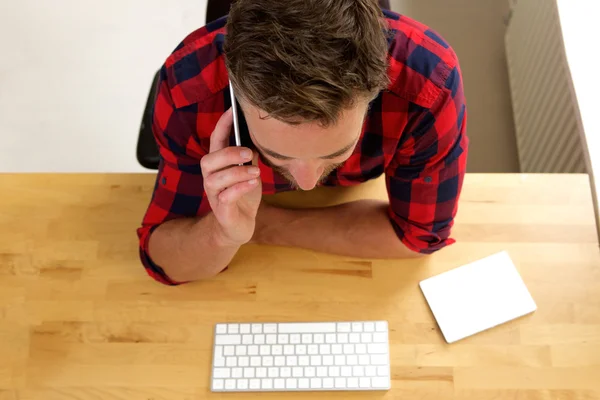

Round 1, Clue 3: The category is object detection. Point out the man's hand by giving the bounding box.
[201,108,262,246]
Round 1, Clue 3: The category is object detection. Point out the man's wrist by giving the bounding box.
[198,213,246,249]
[252,202,292,245]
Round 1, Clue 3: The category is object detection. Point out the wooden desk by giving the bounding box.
[1,174,599,399]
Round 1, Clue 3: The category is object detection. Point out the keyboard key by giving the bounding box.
[244,368,255,378]
[216,324,227,334]
[242,335,253,345]
[323,355,334,365]
[214,346,223,357]
[255,335,265,345]
[266,334,277,344]
[280,367,291,377]
[272,345,283,355]
[356,344,367,354]
[305,366,316,377]
[278,323,336,333]
[337,333,349,343]
[216,335,241,345]
[349,333,360,343]
[248,346,259,356]
[226,358,237,367]
[264,324,277,334]
[335,377,346,388]
[251,324,262,334]
[314,333,325,344]
[268,367,279,378]
[378,366,389,376]
[341,366,352,377]
[274,356,286,366]
[299,378,310,389]
[348,377,359,388]
[310,355,322,366]
[224,346,235,356]
[375,321,387,332]
[274,378,285,389]
[214,368,230,378]
[290,334,301,344]
[337,322,351,332]
[238,356,249,367]
[323,377,334,388]
[352,323,363,332]
[292,367,303,377]
[232,367,243,378]
[347,355,358,365]
[368,343,388,354]
[240,324,251,334]
[287,355,298,366]
[371,376,390,388]
[302,334,312,344]
[319,344,331,354]
[256,367,267,378]
[213,379,224,390]
[261,379,273,389]
[317,366,328,377]
[260,345,270,356]
[249,379,261,389]
[325,334,336,344]
[353,366,365,377]
[366,366,377,377]
[359,377,370,388]
[334,355,346,366]
[236,346,247,356]
[286,378,297,389]
[308,344,319,355]
[329,366,340,377]
[284,345,294,355]
[343,344,355,354]
[364,322,375,332]
[332,344,343,354]
[214,357,225,367]
[228,324,239,334]
[299,356,310,366]
[262,356,273,366]
[278,334,289,344]
[361,333,373,343]
[373,332,388,343]
[371,354,388,365]
[225,379,236,390]
[237,379,248,390]
[310,377,322,389]
[359,355,370,365]
[250,356,261,366]
[296,345,307,355]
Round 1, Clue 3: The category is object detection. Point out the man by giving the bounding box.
[138,0,468,285]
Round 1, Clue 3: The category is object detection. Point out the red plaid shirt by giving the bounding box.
[138,9,468,285]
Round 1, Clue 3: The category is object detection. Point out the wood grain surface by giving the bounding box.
[0,173,599,400]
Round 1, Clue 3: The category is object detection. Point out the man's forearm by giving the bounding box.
[148,213,241,282]
[254,200,422,259]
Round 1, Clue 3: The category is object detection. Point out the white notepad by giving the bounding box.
[419,251,537,343]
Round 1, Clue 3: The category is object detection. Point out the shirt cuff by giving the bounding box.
[387,210,455,254]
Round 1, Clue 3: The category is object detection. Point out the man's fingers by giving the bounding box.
[209,108,234,153]
[218,179,260,204]
[200,147,254,176]
[204,165,260,195]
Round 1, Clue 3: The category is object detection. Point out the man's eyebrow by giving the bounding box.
[257,139,358,160]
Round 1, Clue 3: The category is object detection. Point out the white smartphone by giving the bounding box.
[228,79,242,147]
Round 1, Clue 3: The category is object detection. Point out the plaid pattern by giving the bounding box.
[138,10,468,285]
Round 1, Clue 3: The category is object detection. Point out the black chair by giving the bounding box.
[137,0,391,169]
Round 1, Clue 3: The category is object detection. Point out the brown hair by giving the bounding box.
[224,0,390,127]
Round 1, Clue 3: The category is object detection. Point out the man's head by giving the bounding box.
[224,0,390,190]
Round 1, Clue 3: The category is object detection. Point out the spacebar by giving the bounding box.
[278,323,337,333]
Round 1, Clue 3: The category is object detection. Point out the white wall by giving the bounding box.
[0,0,207,172]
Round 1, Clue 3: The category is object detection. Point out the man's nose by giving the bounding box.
[290,161,324,191]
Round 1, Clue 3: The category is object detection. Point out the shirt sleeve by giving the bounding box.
[386,66,468,254]
[137,66,212,285]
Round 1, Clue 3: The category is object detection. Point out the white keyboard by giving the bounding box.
[211,321,391,392]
